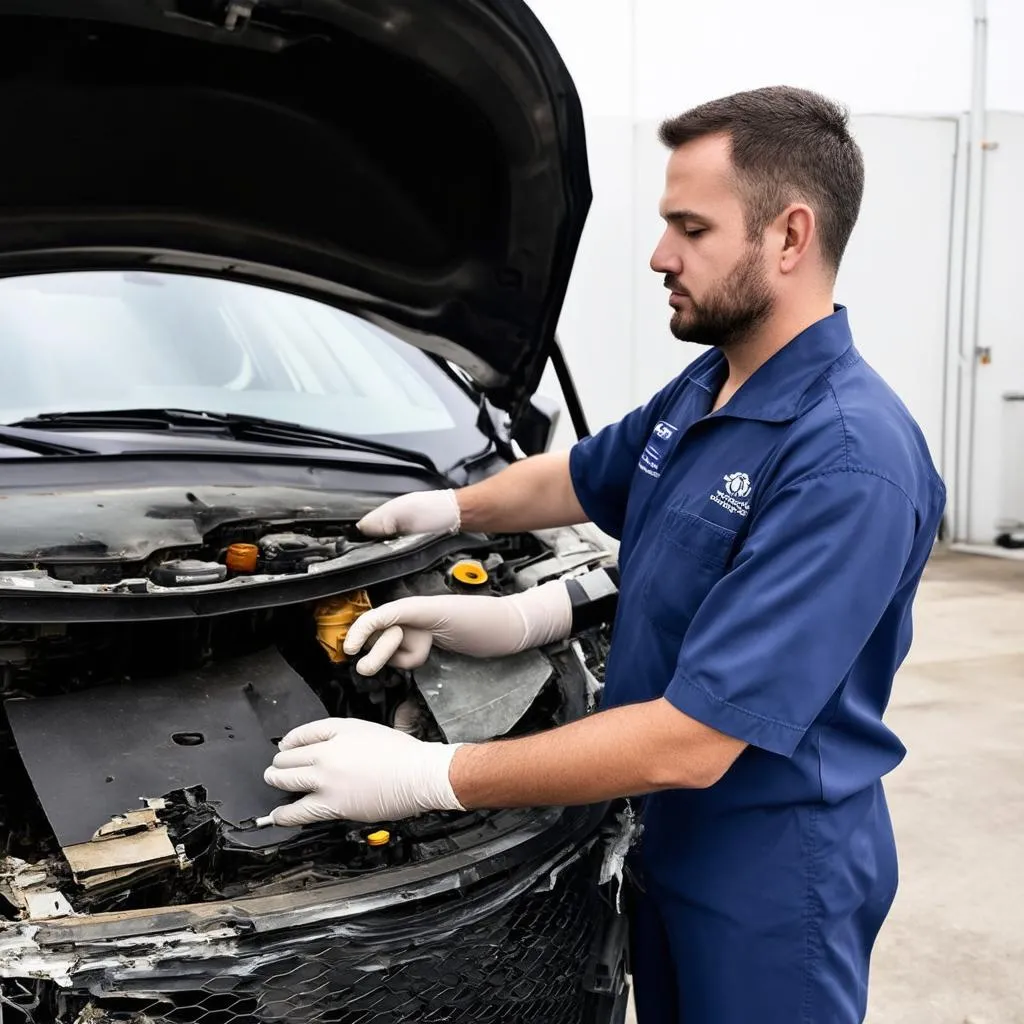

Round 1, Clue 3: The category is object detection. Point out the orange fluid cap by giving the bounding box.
[225,543,259,573]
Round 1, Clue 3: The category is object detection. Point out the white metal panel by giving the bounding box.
[987,0,1024,111]
[963,112,1024,543]
[836,115,958,472]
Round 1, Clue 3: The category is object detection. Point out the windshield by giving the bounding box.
[0,271,489,467]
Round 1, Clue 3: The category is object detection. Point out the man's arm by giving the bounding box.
[451,698,746,807]
[360,382,679,541]
[458,451,586,532]
[358,451,586,537]
[262,700,746,826]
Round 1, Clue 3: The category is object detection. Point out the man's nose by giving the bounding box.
[650,234,681,276]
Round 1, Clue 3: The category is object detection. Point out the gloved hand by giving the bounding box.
[343,580,572,676]
[357,489,461,538]
[263,717,464,825]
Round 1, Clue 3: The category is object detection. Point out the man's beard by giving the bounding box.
[667,246,774,348]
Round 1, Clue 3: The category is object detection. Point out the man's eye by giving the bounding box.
[683,227,706,239]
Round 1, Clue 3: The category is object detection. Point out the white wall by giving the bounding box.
[631,0,1024,118]
[528,0,1024,119]
[988,0,1024,111]
[834,116,960,470]
[964,113,1024,542]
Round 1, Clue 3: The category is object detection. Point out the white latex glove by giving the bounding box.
[343,580,572,676]
[263,717,465,825]
[357,489,461,537]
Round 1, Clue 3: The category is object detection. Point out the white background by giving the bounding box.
[525,0,1024,546]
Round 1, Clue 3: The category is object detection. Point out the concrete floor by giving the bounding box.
[624,550,1024,1023]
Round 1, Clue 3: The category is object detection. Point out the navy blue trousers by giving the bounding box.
[628,785,898,1024]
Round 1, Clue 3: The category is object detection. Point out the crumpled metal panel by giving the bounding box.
[413,648,553,743]
[2,849,613,1024]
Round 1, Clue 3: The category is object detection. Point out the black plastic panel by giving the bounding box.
[5,648,326,847]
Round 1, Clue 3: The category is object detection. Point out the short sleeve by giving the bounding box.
[569,378,684,539]
[664,469,918,757]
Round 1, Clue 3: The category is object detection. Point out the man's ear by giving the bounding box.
[778,203,816,274]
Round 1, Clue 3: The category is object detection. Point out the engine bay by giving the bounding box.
[0,522,613,924]
[14,519,374,588]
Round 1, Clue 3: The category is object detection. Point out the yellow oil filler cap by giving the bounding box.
[315,590,373,663]
[449,559,489,587]
[366,829,391,847]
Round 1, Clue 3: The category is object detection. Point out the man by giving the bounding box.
[263,86,946,1023]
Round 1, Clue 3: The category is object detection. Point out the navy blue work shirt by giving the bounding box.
[570,306,945,856]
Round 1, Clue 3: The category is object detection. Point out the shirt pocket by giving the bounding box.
[641,508,739,638]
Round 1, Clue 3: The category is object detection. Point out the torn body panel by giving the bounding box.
[0,806,630,1024]
[0,858,73,921]
[413,647,554,744]
[62,809,179,892]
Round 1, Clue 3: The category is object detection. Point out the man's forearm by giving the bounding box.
[449,698,747,808]
[456,451,587,533]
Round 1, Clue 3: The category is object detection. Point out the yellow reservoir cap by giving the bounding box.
[315,590,372,663]
[366,829,391,847]
[450,559,488,586]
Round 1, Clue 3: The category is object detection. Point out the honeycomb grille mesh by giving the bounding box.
[73,854,605,1024]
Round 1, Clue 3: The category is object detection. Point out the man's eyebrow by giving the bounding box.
[661,208,712,224]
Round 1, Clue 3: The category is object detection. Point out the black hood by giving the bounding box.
[0,0,590,417]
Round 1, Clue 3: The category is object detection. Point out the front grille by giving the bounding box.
[52,850,620,1024]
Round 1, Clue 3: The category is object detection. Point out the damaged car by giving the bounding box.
[0,2,633,1022]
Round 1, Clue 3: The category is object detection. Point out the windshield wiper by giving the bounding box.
[11,409,441,475]
[0,425,97,457]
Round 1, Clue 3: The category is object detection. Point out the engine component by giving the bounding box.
[149,559,228,587]
[258,532,341,573]
[392,692,432,737]
[566,565,621,632]
[513,528,612,588]
[315,590,373,663]
[448,558,489,589]
[225,542,260,573]
[366,829,391,847]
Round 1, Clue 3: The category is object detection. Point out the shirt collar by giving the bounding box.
[685,305,858,423]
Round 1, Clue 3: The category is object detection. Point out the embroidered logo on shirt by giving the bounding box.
[638,421,678,478]
[723,472,752,498]
[711,471,752,516]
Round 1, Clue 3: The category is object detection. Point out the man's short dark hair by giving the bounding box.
[658,86,864,274]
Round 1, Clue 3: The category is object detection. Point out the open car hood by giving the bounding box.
[0,0,591,417]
